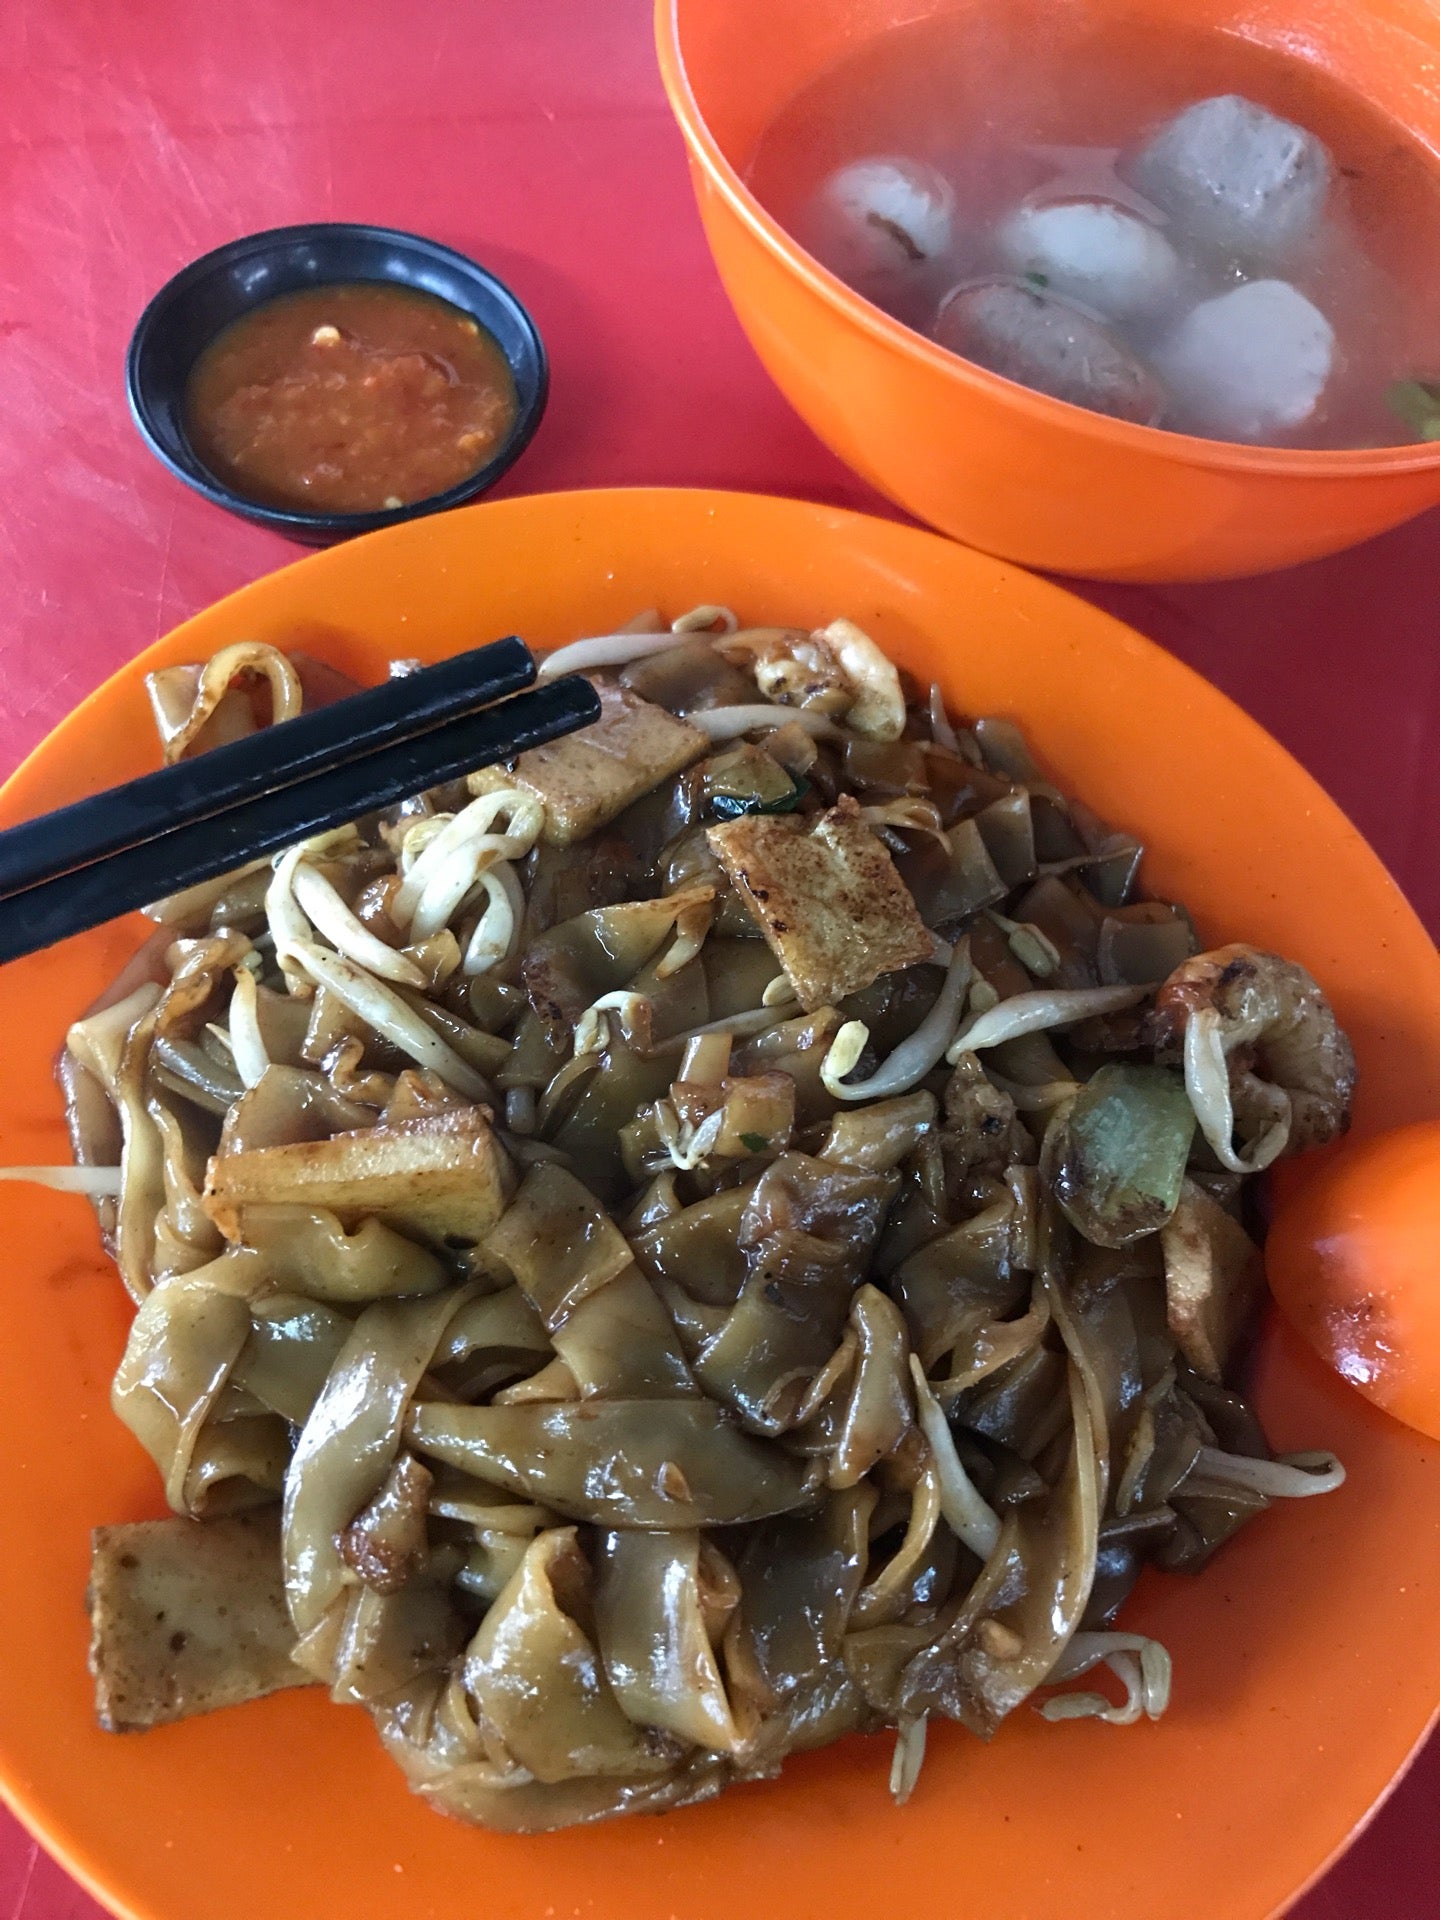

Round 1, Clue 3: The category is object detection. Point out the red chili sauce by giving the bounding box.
[184,283,519,515]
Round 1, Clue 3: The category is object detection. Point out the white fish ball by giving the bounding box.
[996,198,1181,319]
[807,156,955,281]
[1153,279,1335,441]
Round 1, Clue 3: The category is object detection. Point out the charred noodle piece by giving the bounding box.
[375,1692,738,1833]
[339,1453,434,1594]
[405,1400,814,1527]
[707,795,933,1012]
[283,1287,475,1647]
[547,1266,698,1400]
[230,1204,452,1303]
[732,1487,874,1710]
[521,887,716,1036]
[464,1528,669,1782]
[898,1356,1099,1732]
[1160,1180,1264,1382]
[692,1230,859,1434]
[593,1531,746,1753]
[485,1162,633,1322]
[204,1106,512,1255]
[89,1507,310,1731]
[470,680,706,847]
[112,1272,257,1515]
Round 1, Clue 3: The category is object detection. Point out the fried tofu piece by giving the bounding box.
[707,794,933,1011]
[204,1106,512,1253]
[469,680,705,846]
[1161,1180,1264,1382]
[89,1507,311,1732]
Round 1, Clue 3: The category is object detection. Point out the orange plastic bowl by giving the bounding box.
[1,489,1439,1920]
[656,0,1440,582]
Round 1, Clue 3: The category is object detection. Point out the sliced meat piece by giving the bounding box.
[89,1506,311,1732]
[1161,1179,1264,1382]
[469,680,706,847]
[707,794,932,1011]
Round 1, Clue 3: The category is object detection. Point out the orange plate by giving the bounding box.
[0,488,1437,1920]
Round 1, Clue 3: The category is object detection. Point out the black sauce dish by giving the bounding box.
[126,222,549,545]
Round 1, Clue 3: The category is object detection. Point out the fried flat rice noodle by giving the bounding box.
[36,613,1351,1834]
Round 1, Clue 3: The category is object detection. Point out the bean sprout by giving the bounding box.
[575,992,652,1057]
[285,939,488,1098]
[266,845,320,992]
[986,907,1062,979]
[0,1165,125,1195]
[859,798,948,845]
[226,966,270,1087]
[671,604,739,634]
[687,706,846,744]
[463,862,524,976]
[655,1101,726,1172]
[394,790,544,934]
[1188,1447,1346,1498]
[1039,1632,1172,1725]
[535,631,692,682]
[889,1716,928,1805]
[823,941,972,1101]
[945,984,1150,1062]
[969,977,1001,1014]
[655,892,714,979]
[909,1356,1002,1559]
[1182,1009,1292,1173]
[292,861,426,987]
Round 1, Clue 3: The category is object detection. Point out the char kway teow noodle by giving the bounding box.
[13,609,1355,1833]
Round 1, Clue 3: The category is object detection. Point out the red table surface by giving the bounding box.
[0,2,1435,1915]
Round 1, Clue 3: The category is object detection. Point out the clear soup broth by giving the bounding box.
[747,3,1440,448]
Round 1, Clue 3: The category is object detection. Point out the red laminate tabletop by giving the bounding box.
[0,3,1435,1915]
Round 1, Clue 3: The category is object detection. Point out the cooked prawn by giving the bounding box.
[1151,944,1356,1172]
[715,617,906,740]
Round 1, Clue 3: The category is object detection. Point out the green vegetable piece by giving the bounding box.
[1049,1063,1195,1249]
[701,743,805,820]
[708,790,804,820]
[1386,379,1440,442]
[739,1132,769,1155]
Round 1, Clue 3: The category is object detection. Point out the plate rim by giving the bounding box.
[0,484,1436,1920]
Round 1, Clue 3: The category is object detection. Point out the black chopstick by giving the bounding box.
[0,675,600,967]
[0,636,535,902]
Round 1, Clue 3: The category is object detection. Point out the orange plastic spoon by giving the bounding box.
[1267,1119,1440,1441]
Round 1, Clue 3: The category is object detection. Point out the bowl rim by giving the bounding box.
[654,0,1440,477]
[125,220,550,539]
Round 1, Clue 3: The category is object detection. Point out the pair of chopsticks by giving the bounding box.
[0,638,599,967]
